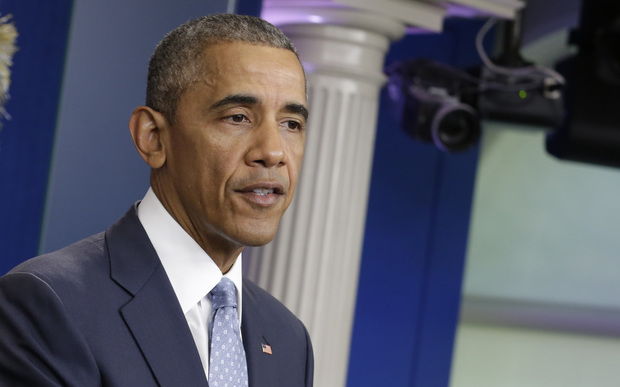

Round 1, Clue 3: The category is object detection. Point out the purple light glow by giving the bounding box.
[308,15,324,23]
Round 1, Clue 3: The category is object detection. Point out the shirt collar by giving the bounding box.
[137,188,243,315]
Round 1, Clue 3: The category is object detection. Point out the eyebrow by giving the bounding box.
[211,94,309,121]
[211,94,259,110]
[285,103,309,121]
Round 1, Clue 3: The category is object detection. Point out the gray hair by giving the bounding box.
[146,13,300,123]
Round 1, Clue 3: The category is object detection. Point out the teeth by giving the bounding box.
[253,188,274,196]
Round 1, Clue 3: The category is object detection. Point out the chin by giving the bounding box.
[233,217,282,247]
[241,233,277,247]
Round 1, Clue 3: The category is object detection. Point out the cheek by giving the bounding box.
[201,154,228,185]
[201,143,244,190]
[286,149,305,196]
[291,139,305,173]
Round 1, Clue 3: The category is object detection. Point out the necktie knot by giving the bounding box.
[210,277,237,310]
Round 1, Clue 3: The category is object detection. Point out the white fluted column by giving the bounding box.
[245,5,405,387]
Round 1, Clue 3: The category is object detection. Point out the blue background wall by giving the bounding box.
[40,0,231,253]
[347,19,489,386]
[0,0,73,270]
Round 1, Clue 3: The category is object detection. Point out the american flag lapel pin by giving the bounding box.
[261,343,272,355]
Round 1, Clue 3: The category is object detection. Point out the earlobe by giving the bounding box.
[129,106,167,169]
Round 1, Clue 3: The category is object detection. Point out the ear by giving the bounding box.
[129,106,168,169]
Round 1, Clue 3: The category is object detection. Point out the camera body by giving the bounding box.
[387,59,481,152]
[387,57,565,152]
[477,67,565,129]
[402,85,480,152]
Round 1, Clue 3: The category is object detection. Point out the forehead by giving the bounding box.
[196,42,306,101]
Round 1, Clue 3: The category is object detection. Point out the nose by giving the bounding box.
[246,121,286,168]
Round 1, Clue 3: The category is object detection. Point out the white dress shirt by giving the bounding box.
[137,188,243,380]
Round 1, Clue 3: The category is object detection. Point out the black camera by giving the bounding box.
[387,59,481,152]
[477,66,564,128]
[546,4,620,168]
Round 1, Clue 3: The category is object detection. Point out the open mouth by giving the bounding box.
[252,188,275,196]
[237,183,284,196]
[234,182,286,207]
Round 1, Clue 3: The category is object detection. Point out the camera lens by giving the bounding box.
[431,103,480,152]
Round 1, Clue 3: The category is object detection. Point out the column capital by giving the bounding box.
[263,0,524,35]
[262,1,407,41]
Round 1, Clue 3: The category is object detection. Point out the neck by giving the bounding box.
[150,173,244,274]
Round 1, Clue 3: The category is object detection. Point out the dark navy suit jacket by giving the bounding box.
[0,205,313,386]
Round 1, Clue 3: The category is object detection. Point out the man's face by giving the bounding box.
[158,42,307,259]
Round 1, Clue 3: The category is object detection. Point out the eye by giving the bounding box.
[284,120,303,131]
[228,114,248,123]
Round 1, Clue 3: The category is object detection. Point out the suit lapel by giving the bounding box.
[242,279,278,387]
[106,205,208,387]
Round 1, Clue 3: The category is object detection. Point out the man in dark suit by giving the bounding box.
[0,13,313,386]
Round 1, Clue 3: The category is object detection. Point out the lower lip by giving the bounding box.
[238,192,282,207]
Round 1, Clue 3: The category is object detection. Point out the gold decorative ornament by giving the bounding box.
[0,14,18,124]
